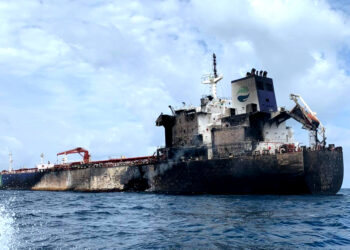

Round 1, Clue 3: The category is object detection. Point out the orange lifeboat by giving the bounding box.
[307,113,320,127]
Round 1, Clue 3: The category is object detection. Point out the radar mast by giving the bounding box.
[202,53,223,99]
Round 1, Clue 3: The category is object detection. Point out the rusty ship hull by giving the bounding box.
[0,148,343,195]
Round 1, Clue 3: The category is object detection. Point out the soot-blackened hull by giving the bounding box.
[304,149,343,194]
[0,172,45,190]
[149,149,343,195]
[0,149,343,194]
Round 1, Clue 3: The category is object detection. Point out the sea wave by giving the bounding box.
[1,190,350,249]
[0,199,17,250]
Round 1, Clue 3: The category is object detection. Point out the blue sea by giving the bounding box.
[1,190,350,249]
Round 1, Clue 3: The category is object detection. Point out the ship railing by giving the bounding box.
[47,155,158,170]
[3,167,39,174]
[211,142,253,159]
[173,104,197,111]
[201,94,231,100]
[211,141,326,158]
[157,141,322,162]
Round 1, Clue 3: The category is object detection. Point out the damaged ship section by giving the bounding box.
[0,55,344,194]
[151,76,343,194]
[151,58,343,194]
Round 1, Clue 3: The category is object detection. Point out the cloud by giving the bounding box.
[326,124,350,147]
[190,0,350,108]
[325,124,350,187]
[0,0,349,187]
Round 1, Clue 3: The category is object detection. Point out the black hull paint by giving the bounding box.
[149,150,343,195]
[0,172,45,190]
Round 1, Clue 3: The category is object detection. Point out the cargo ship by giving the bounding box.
[0,55,343,194]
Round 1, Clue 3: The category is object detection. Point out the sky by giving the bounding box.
[1,0,350,187]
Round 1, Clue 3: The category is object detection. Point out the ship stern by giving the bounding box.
[304,147,344,194]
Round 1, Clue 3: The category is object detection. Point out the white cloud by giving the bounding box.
[325,124,350,187]
[326,124,350,148]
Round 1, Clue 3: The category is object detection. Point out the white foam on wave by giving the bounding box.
[0,200,17,250]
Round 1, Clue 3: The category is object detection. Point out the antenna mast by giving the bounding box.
[9,152,13,172]
[40,153,44,164]
[213,53,218,78]
[201,53,223,99]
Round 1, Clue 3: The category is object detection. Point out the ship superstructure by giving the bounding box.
[156,54,320,161]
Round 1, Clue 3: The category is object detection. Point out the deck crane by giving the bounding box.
[289,94,326,148]
[57,147,91,164]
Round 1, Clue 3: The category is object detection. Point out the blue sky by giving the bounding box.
[1,0,350,187]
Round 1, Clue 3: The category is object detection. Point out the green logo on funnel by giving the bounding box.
[237,86,250,102]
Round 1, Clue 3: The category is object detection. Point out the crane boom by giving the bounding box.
[289,94,326,148]
[57,147,90,164]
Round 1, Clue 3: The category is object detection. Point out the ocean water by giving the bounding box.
[1,190,350,249]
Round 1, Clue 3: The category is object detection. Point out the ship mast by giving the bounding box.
[9,152,13,172]
[202,53,223,99]
[40,153,44,164]
[213,53,218,78]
